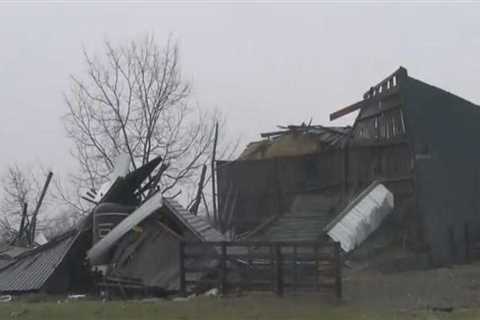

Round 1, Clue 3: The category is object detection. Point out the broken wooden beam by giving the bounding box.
[30,171,53,245]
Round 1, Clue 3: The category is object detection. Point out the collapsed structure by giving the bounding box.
[0,155,223,295]
[218,67,480,266]
[0,66,478,296]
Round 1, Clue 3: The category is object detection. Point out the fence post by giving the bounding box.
[465,222,471,263]
[314,243,319,291]
[179,241,186,296]
[449,225,456,263]
[334,242,342,300]
[270,245,275,291]
[293,244,298,292]
[220,241,227,296]
[274,243,284,297]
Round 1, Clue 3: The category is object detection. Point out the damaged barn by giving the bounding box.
[2,66,479,299]
[0,155,225,297]
[217,67,480,268]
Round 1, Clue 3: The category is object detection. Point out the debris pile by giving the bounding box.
[0,155,224,298]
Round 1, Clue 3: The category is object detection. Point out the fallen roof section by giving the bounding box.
[0,230,78,293]
[0,245,31,260]
[324,181,394,252]
[239,124,351,160]
[88,194,224,266]
[87,191,164,265]
[248,193,340,242]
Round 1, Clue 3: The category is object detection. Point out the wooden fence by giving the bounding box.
[179,241,342,298]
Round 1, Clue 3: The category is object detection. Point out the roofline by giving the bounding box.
[13,229,78,260]
[163,198,204,240]
[406,75,480,109]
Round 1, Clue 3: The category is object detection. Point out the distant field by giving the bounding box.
[1,295,480,320]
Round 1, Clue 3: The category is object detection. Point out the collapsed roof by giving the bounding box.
[239,124,351,160]
[0,151,225,295]
[247,192,341,242]
[220,66,480,266]
[0,227,90,293]
[101,198,225,291]
[87,195,225,265]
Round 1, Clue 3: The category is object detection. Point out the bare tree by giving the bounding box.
[40,209,78,239]
[0,165,47,244]
[64,36,229,204]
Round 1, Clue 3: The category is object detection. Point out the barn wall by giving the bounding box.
[217,151,345,234]
[219,71,480,266]
[108,216,215,291]
[401,77,480,265]
[217,142,414,236]
[347,142,412,191]
[109,219,181,290]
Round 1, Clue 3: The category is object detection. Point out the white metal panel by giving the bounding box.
[110,153,130,179]
[327,183,394,252]
[82,153,131,203]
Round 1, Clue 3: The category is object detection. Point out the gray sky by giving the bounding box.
[1,3,480,177]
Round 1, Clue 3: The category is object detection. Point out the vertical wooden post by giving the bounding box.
[474,168,479,217]
[293,244,298,292]
[449,225,456,263]
[274,244,283,297]
[247,245,252,288]
[220,241,227,296]
[270,245,274,291]
[211,122,219,224]
[179,242,186,296]
[30,171,53,245]
[465,222,471,263]
[190,164,207,216]
[334,242,342,300]
[17,202,28,243]
[343,144,349,199]
[314,243,319,291]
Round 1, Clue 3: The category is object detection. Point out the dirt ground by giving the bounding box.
[344,261,480,310]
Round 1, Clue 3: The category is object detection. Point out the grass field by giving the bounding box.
[1,295,480,320]
[4,262,480,319]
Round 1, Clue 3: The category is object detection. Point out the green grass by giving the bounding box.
[1,295,479,320]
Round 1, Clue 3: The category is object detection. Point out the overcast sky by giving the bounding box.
[1,3,480,178]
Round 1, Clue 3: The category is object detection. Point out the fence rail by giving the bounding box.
[179,240,342,299]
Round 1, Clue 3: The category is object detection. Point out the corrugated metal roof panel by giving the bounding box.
[0,231,77,292]
[0,259,14,271]
[163,198,225,242]
[250,193,339,242]
[326,182,394,252]
[0,246,31,259]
